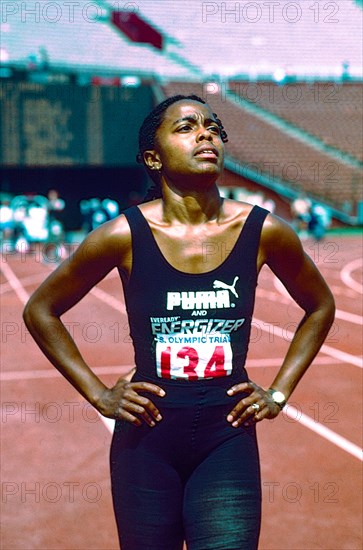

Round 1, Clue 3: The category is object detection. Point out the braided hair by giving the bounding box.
[136,94,228,202]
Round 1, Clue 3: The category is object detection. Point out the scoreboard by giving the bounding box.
[0,80,154,167]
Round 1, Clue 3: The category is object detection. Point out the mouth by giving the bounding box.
[194,146,219,158]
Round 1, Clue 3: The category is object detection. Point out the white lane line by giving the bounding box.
[1,356,346,382]
[0,272,47,295]
[41,261,127,314]
[1,364,135,381]
[3,365,361,462]
[99,403,363,460]
[310,341,361,368]
[90,286,127,315]
[0,266,119,438]
[334,309,363,325]
[283,405,362,462]
[98,414,115,434]
[247,356,342,368]
[272,276,363,325]
[341,258,363,294]
[254,317,362,369]
[0,262,29,305]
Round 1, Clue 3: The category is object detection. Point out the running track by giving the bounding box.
[1,234,362,549]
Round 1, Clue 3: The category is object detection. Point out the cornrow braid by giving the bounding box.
[136,94,228,202]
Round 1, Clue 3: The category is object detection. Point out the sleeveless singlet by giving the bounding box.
[121,204,269,390]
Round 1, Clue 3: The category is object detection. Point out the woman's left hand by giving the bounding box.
[226,381,282,427]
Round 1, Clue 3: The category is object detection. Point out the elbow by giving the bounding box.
[23,296,36,330]
[23,294,45,333]
[23,291,59,333]
[307,290,335,331]
[329,299,336,326]
[323,291,336,329]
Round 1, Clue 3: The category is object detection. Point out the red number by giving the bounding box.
[159,344,228,379]
[177,347,199,380]
[160,346,171,379]
[204,346,226,377]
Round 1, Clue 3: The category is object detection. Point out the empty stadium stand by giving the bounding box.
[162,81,362,221]
[229,81,363,162]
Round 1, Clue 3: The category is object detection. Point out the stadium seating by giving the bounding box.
[1,0,362,222]
[229,81,363,161]
[162,82,363,215]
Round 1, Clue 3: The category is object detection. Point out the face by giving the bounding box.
[144,100,225,187]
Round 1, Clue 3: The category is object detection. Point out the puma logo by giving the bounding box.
[213,276,239,298]
[166,276,240,311]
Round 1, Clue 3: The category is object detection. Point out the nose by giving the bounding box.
[196,126,213,141]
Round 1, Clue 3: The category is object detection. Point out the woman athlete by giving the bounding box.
[23,94,335,549]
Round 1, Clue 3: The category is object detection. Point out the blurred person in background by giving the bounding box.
[11,194,48,253]
[307,202,331,241]
[23,95,335,550]
[47,189,65,240]
[0,197,15,248]
[291,192,312,233]
[42,189,67,262]
[80,197,119,233]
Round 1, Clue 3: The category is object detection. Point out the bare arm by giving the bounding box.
[227,214,335,426]
[262,215,335,395]
[23,216,164,425]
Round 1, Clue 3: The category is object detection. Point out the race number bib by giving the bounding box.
[155,332,233,380]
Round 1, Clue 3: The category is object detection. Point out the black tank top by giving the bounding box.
[122,205,268,390]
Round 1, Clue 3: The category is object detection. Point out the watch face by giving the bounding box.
[272,391,286,404]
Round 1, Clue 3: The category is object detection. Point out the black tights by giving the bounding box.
[110,388,261,550]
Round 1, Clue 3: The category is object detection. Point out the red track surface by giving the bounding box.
[1,235,362,549]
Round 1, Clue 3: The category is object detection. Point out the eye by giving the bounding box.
[177,124,193,132]
[208,125,220,134]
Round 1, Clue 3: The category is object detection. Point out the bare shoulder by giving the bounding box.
[223,199,254,218]
[258,212,335,315]
[73,212,132,262]
[24,213,134,314]
[261,211,299,244]
[259,212,307,269]
[220,203,298,265]
[46,212,133,284]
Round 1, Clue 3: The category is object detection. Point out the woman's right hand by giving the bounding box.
[96,377,166,427]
